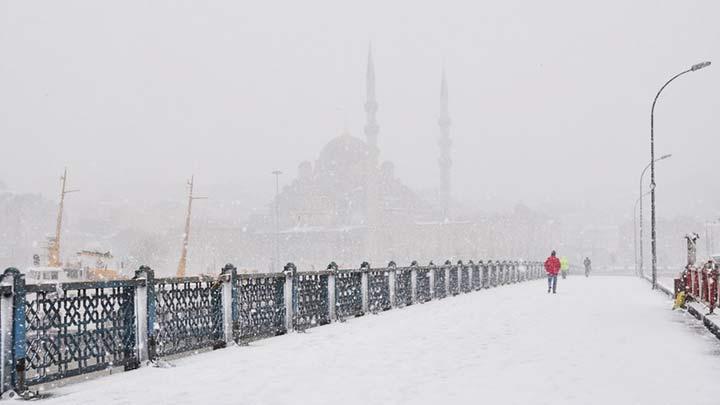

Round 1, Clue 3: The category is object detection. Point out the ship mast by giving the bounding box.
[177,175,206,277]
[49,168,78,267]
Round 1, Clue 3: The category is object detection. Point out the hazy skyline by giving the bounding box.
[1,0,718,224]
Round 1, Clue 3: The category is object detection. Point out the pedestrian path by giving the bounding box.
[41,277,720,405]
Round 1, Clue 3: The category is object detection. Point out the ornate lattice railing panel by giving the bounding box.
[448,266,459,296]
[335,270,363,319]
[460,265,471,293]
[471,264,482,290]
[24,281,138,385]
[368,270,391,312]
[434,268,446,299]
[394,268,413,307]
[294,273,330,330]
[236,274,286,341]
[154,277,223,357]
[490,263,498,287]
[415,268,432,303]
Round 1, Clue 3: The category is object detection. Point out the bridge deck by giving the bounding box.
[44,277,720,405]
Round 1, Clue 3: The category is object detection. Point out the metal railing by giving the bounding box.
[0,259,544,396]
[681,263,719,313]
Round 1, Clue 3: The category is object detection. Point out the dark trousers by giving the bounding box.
[547,274,557,292]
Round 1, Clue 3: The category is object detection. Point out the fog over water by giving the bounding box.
[1,0,718,273]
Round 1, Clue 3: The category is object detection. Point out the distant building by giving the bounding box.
[213,48,556,272]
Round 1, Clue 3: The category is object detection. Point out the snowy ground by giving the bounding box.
[40,277,720,405]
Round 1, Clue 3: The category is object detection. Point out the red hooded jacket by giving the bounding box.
[545,255,561,276]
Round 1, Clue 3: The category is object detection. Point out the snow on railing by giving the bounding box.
[680,262,719,314]
[0,259,544,397]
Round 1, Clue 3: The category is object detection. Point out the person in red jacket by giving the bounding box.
[545,250,561,294]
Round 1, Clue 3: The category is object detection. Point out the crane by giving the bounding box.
[48,168,78,267]
[176,175,206,277]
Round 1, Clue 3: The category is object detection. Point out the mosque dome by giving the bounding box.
[316,133,374,183]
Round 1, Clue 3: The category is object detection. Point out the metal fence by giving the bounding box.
[0,259,544,396]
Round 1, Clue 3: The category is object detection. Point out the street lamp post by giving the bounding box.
[650,61,711,289]
[272,170,283,272]
[634,190,651,276]
[638,153,671,278]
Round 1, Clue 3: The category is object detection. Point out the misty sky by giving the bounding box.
[1,0,718,223]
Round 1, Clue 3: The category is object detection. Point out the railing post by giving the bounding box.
[538,262,543,279]
[410,261,418,304]
[0,268,26,396]
[327,262,337,321]
[283,263,296,332]
[0,268,23,397]
[428,261,436,299]
[133,266,153,364]
[360,262,370,314]
[529,262,533,280]
[444,260,451,295]
[220,263,238,346]
[388,261,397,309]
[458,260,465,295]
[0,274,12,396]
[500,261,507,285]
[530,262,535,280]
[479,260,486,288]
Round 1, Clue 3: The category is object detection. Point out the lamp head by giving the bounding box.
[691,61,711,71]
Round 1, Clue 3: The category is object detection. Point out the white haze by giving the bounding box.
[1,0,718,273]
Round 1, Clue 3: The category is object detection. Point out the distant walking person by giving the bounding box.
[560,256,569,279]
[584,257,591,277]
[545,250,561,294]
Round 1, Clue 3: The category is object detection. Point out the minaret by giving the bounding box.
[364,45,380,262]
[364,45,379,149]
[438,68,452,221]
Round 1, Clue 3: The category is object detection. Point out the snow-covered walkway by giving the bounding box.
[43,277,720,405]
